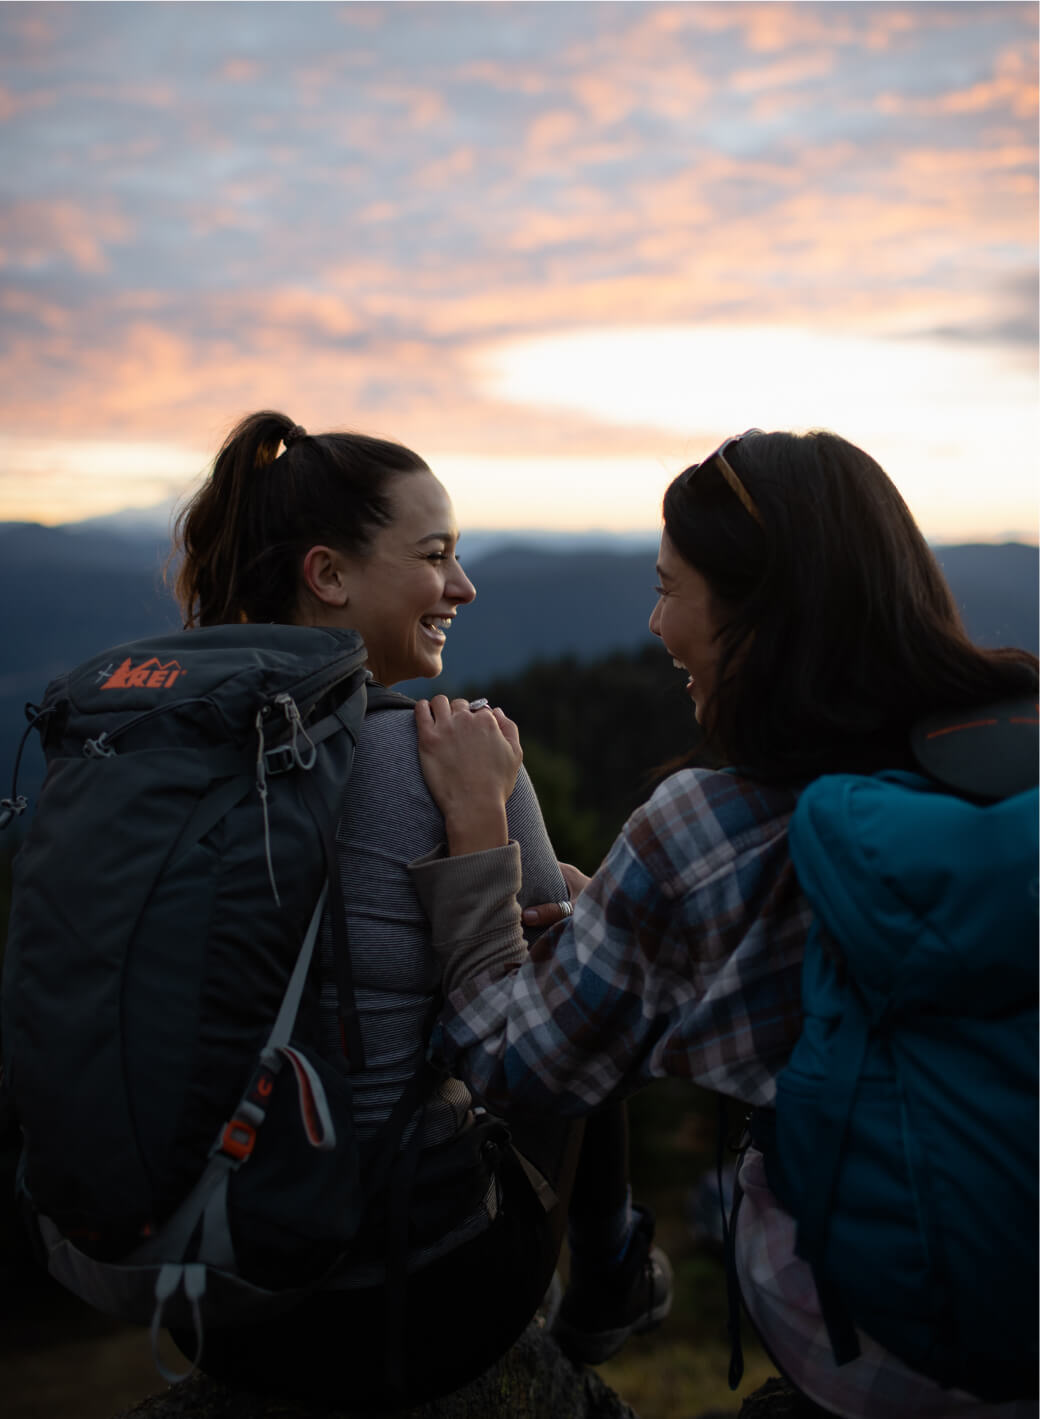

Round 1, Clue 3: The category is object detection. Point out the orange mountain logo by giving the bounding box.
[100,657,184,690]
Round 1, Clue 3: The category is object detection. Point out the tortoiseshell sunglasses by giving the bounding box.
[686,429,765,526]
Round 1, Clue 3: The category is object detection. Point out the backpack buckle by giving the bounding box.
[263,744,296,776]
[84,733,117,759]
[218,1119,256,1162]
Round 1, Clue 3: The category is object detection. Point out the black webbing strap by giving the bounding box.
[323,815,366,1072]
[811,1265,861,1368]
[358,1058,437,1190]
[168,770,253,871]
[358,1007,444,1401]
[379,1082,431,1401]
[364,685,418,714]
[718,1094,748,1392]
[296,759,366,1071]
[294,701,358,751]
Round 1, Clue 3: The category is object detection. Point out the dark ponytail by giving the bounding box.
[173,410,428,627]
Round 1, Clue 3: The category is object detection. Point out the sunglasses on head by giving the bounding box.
[688,428,765,526]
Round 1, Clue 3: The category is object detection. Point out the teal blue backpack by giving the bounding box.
[759,698,1038,1403]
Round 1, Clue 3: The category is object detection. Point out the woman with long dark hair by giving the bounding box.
[408,428,1038,1418]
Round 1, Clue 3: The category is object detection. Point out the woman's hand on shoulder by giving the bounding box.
[414,696,523,855]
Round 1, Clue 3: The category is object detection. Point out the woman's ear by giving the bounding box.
[300,545,350,609]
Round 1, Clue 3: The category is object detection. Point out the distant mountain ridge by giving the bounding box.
[0,520,1036,803]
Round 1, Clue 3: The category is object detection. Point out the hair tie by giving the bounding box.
[282,424,307,451]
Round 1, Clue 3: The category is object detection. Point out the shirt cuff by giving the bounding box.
[408,843,527,993]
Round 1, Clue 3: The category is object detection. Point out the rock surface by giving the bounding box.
[111,1322,638,1419]
[111,1325,831,1419]
[736,1376,832,1417]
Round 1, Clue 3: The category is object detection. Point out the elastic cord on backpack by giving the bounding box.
[274,692,318,770]
[254,709,281,906]
[0,703,53,830]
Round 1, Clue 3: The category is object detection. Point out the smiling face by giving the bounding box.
[300,470,475,686]
[648,529,727,723]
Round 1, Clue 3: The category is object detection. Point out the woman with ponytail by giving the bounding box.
[168,411,671,1407]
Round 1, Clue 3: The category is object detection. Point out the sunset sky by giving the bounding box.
[0,1,1036,541]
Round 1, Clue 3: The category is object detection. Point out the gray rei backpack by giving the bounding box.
[0,623,444,1381]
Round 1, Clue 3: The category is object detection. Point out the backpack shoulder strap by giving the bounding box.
[365,685,417,713]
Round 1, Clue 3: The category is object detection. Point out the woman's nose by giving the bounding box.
[648,600,662,637]
[450,565,476,605]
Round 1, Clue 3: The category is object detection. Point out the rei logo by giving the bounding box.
[99,657,184,690]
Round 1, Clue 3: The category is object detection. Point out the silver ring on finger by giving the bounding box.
[467,697,491,712]
[557,899,574,917]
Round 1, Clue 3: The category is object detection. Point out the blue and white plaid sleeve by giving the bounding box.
[422,768,811,1116]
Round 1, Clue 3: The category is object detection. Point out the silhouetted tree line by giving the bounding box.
[461,643,703,870]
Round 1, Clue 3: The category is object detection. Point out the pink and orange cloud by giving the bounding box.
[0,1,1034,539]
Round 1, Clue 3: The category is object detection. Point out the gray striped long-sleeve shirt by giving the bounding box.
[318,700,566,1152]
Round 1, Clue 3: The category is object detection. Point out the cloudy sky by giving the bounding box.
[1,1,1036,540]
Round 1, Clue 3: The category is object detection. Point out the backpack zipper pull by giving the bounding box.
[274,693,317,771]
